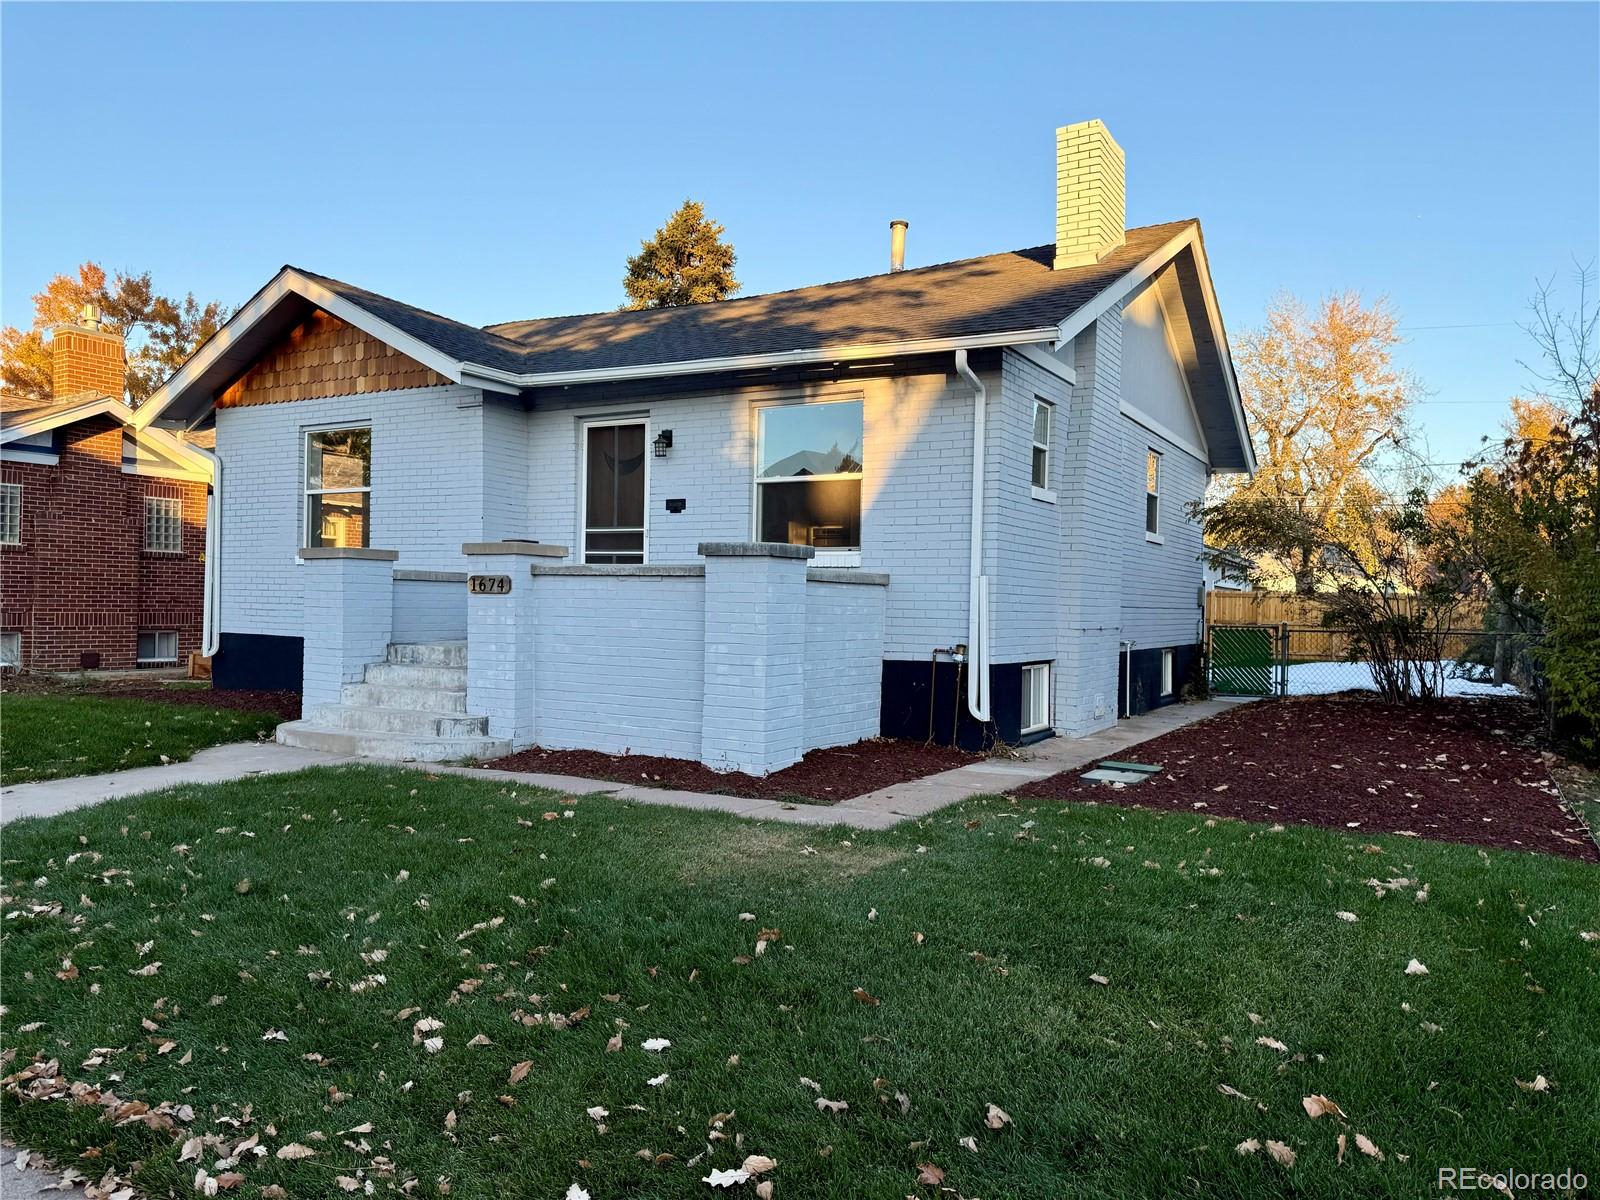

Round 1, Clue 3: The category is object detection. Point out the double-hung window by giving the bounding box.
[1160,648,1175,697]
[0,482,20,545]
[582,419,648,564]
[1021,663,1051,734]
[1030,399,1053,498]
[755,398,863,564]
[305,427,372,549]
[144,495,183,553]
[1145,448,1162,540]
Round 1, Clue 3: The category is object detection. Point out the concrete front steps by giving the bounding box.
[275,641,511,763]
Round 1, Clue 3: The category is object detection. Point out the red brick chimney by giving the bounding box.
[51,304,127,400]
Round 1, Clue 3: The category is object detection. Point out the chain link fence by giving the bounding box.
[1209,624,1541,699]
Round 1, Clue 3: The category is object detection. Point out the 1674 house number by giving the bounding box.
[467,575,512,595]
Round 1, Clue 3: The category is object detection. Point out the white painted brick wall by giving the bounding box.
[701,551,810,774]
[393,578,467,643]
[533,572,707,758]
[218,384,498,638]
[804,578,888,750]
[1119,423,1207,648]
[300,556,394,715]
[466,553,539,744]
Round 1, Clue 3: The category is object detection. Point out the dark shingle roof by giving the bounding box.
[295,219,1194,379]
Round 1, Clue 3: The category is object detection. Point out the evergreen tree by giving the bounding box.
[622,200,739,310]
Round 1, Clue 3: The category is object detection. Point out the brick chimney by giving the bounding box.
[1054,119,1126,270]
[51,304,126,400]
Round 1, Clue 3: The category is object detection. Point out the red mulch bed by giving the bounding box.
[1014,694,1598,862]
[480,738,980,803]
[3,672,300,721]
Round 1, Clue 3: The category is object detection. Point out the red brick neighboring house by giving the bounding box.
[1,309,214,671]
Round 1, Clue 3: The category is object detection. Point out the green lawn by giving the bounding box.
[2,766,1596,1199]
[0,694,281,786]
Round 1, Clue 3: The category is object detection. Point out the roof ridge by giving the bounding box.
[286,266,534,354]
[482,219,1197,334]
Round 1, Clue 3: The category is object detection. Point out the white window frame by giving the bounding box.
[579,415,650,565]
[1160,648,1175,697]
[303,424,373,551]
[1145,448,1163,542]
[0,482,20,545]
[1030,398,1055,503]
[1020,662,1051,735]
[752,396,864,568]
[136,629,178,665]
[144,494,184,554]
[0,631,20,667]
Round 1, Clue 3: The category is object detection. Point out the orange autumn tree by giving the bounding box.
[0,262,230,405]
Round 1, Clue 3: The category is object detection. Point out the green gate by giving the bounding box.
[1209,625,1277,696]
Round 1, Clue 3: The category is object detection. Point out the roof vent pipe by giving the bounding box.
[889,220,908,272]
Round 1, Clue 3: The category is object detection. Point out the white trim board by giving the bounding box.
[1120,401,1209,464]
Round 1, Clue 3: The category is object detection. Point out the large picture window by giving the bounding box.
[305,427,372,549]
[583,419,647,564]
[755,399,863,559]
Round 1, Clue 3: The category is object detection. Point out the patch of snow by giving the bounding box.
[1283,661,1520,699]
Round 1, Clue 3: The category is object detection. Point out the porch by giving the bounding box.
[275,541,889,775]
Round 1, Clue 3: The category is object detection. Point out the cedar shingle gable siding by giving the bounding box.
[218,309,448,408]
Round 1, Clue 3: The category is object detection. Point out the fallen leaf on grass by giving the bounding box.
[275,1144,316,1160]
[1354,1133,1384,1160]
[1404,959,1429,976]
[128,962,162,977]
[1255,1036,1288,1052]
[984,1103,1012,1129]
[1217,1084,1252,1102]
[755,1184,773,1200]
[1335,912,1358,923]
[798,1077,821,1092]
[814,1097,848,1114]
[1088,974,1109,986]
[851,988,880,1007]
[466,1034,493,1048]
[262,1029,287,1042]
[565,1187,590,1200]
[916,1163,945,1185]
[178,1137,203,1163]
[1301,1095,1346,1121]
[1236,1138,1261,1155]
[703,1167,750,1187]
[507,1061,533,1085]
[586,1106,609,1121]
[1266,1140,1296,1167]
[647,1073,669,1087]
[741,1155,777,1176]
[641,1038,671,1052]
[959,1135,979,1152]
[606,1034,623,1053]
[1337,1132,1348,1165]
[1515,1075,1551,1092]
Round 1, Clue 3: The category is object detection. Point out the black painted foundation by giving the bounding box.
[1116,644,1201,717]
[214,632,305,693]
[880,659,1037,752]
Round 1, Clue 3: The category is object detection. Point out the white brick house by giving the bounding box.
[134,119,1254,771]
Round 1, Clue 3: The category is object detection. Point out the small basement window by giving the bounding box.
[1031,398,1053,494]
[1160,648,1175,697]
[1021,662,1051,734]
[305,427,372,549]
[0,631,19,667]
[1145,449,1162,539]
[144,495,183,553]
[137,630,178,665]
[0,482,20,545]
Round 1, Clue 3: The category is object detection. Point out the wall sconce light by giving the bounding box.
[653,429,673,458]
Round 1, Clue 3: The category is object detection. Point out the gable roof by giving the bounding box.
[135,218,1252,470]
[1,388,213,480]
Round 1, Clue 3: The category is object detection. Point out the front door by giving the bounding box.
[582,419,647,564]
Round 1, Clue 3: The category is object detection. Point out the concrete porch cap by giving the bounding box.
[461,540,569,557]
[698,541,814,560]
[299,547,399,561]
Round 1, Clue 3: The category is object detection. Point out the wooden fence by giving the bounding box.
[1205,592,1493,662]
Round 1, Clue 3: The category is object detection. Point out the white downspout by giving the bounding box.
[954,350,991,723]
[192,446,222,657]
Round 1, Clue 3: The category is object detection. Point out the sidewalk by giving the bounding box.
[2,699,1248,829]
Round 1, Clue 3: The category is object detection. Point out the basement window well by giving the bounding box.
[137,630,178,665]
[1021,662,1051,734]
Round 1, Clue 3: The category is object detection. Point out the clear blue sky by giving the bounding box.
[4,2,1596,469]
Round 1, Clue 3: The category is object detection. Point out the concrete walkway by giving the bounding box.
[1,699,1247,829]
[1,741,352,823]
